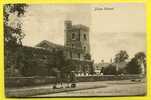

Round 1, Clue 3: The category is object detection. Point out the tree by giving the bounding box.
[126,58,141,74]
[114,50,129,63]
[134,52,146,65]
[4,4,28,77]
[126,52,146,74]
[103,64,117,75]
[4,4,28,48]
[113,50,129,74]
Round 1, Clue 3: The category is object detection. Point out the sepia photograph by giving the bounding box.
[4,3,146,97]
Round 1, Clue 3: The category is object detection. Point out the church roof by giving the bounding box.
[35,40,83,53]
[35,40,64,50]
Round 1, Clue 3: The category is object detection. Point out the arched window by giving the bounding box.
[84,34,87,40]
[72,33,75,39]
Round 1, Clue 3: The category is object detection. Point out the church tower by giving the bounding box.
[64,20,91,60]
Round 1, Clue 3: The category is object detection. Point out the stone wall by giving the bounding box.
[76,75,144,82]
[5,75,144,88]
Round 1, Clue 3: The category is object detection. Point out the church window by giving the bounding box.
[84,34,87,40]
[72,33,75,39]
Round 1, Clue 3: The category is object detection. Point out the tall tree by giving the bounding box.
[113,50,129,74]
[4,4,28,76]
[4,4,28,48]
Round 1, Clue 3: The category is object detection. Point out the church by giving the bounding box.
[5,20,94,77]
[36,20,94,75]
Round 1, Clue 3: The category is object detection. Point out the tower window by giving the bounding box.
[84,34,87,40]
[84,46,86,52]
[78,53,80,59]
[72,33,75,39]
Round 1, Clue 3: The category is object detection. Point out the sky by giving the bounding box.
[16,3,146,63]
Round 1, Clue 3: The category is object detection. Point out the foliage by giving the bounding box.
[114,50,129,63]
[103,64,117,75]
[134,52,146,65]
[126,52,146,74]
[126,58,141,74]
[4,4,28,48]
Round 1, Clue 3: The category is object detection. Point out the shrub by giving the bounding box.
[103,64,117,75]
